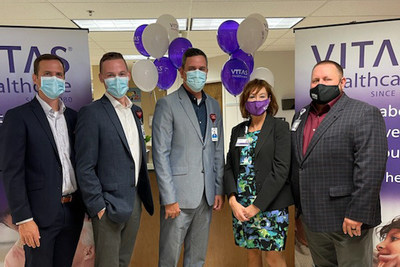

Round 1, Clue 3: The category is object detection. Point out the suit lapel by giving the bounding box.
[64,109,76,165]
[295,106,311,162]
[233,121,249,167]
[254,114,274,157]
[131,106,147,161]
[30,98,61,164]
[302,94,348,161]
[100,95,132,158]
[178,87,203,143]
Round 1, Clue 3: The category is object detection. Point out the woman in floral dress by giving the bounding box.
[224,79,293,267]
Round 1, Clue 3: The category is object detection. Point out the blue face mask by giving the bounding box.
[185,70,207,92]
[105,76,129,99]
[40,76,65,99]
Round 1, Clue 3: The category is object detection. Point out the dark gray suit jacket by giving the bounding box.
[291,93,388,232]
[224,114,294,211]
[75,95,154,224]
[1,97,84,227]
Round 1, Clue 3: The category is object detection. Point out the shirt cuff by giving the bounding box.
[16,218,33,225]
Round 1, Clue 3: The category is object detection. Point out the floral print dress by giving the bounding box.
[232,130,289,251]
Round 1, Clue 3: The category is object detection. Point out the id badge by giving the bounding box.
[291,120,301,132]
[236,137,250,147]
[211,127,218,142]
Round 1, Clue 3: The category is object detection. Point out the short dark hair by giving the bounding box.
[33,54,65,75]
[378,216,400,241]
[312,60,343,77]
[239,79,279,118]
[181,48,208,69]
[99,52,128,73]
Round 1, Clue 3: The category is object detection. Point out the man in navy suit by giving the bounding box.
[75,52,154,267]
[1,54,85,267]
[291,60,388,266]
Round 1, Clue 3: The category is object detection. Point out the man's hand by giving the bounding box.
[213,195,224,211]
[228,196,249,222]
[244,204,260,219]
[164,202,181,219]
[97,209,105,220]
[19,220,40,248]
[342,217,363,237]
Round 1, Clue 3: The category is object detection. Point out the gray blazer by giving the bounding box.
[152,86,224,209]
[75,95,154,224]
[291,93,388,232]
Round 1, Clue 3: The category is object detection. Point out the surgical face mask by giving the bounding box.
[309,83,341,104]
[245,98,270,116]
[40,76,65,99]
[185,70,207,92]
[105,76,129,99]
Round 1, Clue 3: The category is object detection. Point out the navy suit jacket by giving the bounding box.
[291,93,388,232]
[1,97,84,227]
[224,114,294,211]
[75,95,154,224]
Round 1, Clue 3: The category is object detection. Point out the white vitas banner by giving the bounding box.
[0,26,92,125]
[295,19,400,265]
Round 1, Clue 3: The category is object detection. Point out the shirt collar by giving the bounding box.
[310,92,343,115]
[105,92,133,109]
[184,89,207,105]
[36,94,66,116]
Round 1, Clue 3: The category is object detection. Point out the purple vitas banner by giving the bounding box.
[295,19,400,255]
[0,27,92,126]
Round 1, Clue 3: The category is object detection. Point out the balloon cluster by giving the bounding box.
[132,14,193,92]
[218,14,269,96]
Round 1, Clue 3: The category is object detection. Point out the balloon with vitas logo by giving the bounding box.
[153,57,177,90]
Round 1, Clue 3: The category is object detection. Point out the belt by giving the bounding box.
[61,194,73,204]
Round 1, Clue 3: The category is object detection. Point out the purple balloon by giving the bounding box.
[231,49,254,74]
[217,20,239,54]
[168,37,192,69]
[153,57,177,90]
[221,58,250,96]
[134,24,150,57]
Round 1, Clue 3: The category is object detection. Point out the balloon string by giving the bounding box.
[153,90,157,103]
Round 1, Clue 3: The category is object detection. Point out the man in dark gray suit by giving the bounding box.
[291,60,388,266]
[152,48,224,267]
[75,52,154,267]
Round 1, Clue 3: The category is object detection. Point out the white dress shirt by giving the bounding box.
[105,92,141,186]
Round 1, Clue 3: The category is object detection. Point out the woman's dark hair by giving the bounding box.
[378,216,400,240]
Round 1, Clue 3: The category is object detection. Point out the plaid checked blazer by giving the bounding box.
[290,93,388,232]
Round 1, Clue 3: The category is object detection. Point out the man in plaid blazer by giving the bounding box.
[291,60,388,266]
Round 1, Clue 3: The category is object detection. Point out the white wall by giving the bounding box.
[207,51,296,154]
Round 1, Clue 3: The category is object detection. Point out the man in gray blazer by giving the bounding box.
[75,52,154,267]
[152,48,224,267]
[291,60,388,266]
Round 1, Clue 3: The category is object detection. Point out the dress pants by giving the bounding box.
[158,196,212,267]
[24,199,84,267]
[92,190,142,267]
[302,219,373,267]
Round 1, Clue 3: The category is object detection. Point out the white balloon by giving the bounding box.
[157,14,179,43]
[132,59,158,92]
[250,67,274,88]
[142,23,169,59]
[237,17,264,54]
[247,13,269,45]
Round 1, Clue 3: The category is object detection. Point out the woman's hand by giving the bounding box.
[228,195,249,222]
[244,204,260,219]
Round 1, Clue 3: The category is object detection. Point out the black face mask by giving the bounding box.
[309,83,341,104]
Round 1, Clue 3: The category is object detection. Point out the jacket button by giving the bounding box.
[201,170,205,173]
